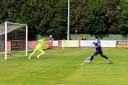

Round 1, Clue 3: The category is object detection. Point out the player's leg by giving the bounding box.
[37,50,45,59]
[99,51,112,64]
[28,50,37,59]
[90,50,99,63]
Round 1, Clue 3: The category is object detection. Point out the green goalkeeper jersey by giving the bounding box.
[35,39,47,50]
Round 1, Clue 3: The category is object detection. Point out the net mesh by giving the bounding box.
[0,22,27,60]
[0,22,26,35]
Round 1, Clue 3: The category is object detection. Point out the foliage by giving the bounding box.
[0,0,128,39]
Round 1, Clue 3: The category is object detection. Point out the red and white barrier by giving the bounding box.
[101,40,116,47]
[52,40,62,47]
[28,40,117,49]
[80,40,94,47]
[61,40,80,47]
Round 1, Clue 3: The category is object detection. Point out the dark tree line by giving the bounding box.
[0,0,128,39]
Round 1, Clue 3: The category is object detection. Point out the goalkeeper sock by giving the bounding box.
[37,51,45,59]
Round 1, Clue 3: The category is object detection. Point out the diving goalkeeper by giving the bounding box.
[28,37,48,59]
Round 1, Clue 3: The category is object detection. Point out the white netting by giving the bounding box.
[0,22,26,35]
[0,22,28,60]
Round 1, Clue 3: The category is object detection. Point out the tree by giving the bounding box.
[70,0,88,33]
[80,0,120,37]
[1,0,128,39]
[48,0,68,39]
[118,0,128,35]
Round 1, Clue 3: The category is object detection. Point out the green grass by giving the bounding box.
[0,48,128,85]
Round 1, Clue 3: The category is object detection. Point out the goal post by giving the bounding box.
[0,21,28,60]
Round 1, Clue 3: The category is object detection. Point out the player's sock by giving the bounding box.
[90,56,94,63]
[107,59,112,64]
[37,51,45,59]
[102,55,109,59]
[28,55,33,59]
[28,51,36,59]
[28,56,31,59]
[102,55,112,64]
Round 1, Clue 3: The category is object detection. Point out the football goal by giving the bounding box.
[0,21,28,60]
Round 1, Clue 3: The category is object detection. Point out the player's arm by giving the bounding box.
[95,45,100,48]
[93,42,100,48]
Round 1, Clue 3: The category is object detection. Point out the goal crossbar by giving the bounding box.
[0,21,28,60]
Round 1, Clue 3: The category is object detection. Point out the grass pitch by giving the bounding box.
[0,48,128,85]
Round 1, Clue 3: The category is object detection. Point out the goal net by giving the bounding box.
[0,21,28,60]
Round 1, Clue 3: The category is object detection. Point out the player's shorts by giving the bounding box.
[93,47,103,56]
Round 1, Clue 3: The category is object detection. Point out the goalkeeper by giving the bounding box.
[28,37,48,59]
